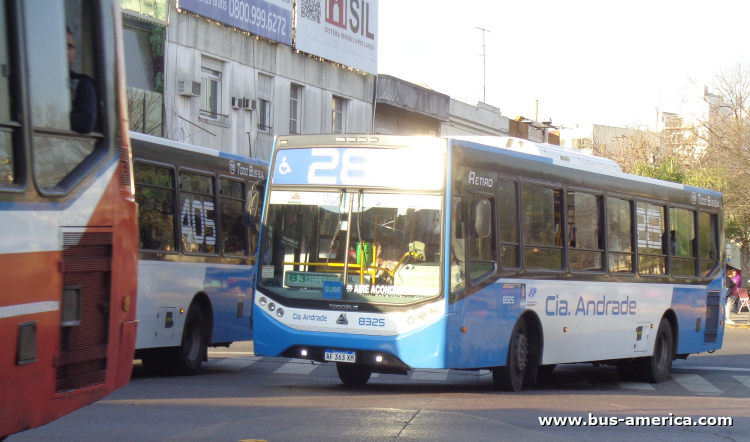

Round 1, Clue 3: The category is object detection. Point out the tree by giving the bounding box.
[684,61,750,286]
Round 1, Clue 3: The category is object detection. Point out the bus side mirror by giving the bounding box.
[245,179,266,226]
[471,199,492,239]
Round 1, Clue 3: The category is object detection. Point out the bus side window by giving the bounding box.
[636,201,666,275]
[670,207,697,277]
[180,172,217,255]
[568,191,604,272]
[469,197,496,283]
[134,163,175,252]
[497,180,519,269]
[522,184,563,270]
[0,0,18,186]
[699,212,718,277]
[25,0,103,191]
[220,178,248,258]
[607,197,633,273]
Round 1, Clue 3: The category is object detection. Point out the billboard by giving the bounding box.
[295,0,378,74]
[177,0,293,46]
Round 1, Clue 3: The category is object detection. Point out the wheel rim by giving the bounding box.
[514,332,529,373]
[654,332,669,372]
[183,321,201,362]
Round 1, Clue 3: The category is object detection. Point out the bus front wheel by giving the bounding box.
[493,320,529,392]
[336,363,372,387]
[636,318,674,383]
[171,304,207,376]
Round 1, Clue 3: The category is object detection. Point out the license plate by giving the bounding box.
[324,349,356,363]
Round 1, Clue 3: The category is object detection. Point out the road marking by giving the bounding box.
[208,351,256,356]
[274,359,318,375]
[208,356,261,371]
[617,381,656,391]
[411,369,449,381]
[732,376,750,388]
[673,366,750,373]
[670,373,722,394]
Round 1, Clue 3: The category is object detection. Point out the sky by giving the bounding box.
[377,0,749,130]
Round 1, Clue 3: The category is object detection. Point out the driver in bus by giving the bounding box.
[67,27,97,134]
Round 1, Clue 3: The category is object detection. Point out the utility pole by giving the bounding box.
[477,27,490,103]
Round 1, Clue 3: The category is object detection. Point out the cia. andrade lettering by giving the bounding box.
[545,295,637,316]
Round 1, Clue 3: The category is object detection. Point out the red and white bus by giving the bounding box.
[0,0,138,438]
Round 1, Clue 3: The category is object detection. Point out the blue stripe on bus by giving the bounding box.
[671,286,723,354]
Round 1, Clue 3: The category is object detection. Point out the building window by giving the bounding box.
[200,66,221,120]
[258,99,271,132]
[332,96,344,134]
[289,85,300,134]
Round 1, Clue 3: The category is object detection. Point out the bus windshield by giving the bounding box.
[259,190,443,304]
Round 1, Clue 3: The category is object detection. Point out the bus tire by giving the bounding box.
[493,320,529,392]
[171,304,207,376]
[636,318,674,383]
[336,363,371,387]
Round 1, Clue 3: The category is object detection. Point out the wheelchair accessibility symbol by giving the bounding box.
[278,157,292,175]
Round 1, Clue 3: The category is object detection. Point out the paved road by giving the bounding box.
[8,328,750,442]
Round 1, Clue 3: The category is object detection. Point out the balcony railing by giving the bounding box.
[200,109,229,125]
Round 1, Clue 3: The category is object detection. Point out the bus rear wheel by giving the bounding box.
[493,320,529,392]
[336,363,372,387]
[170,304,207,376]
[636,318,674,383]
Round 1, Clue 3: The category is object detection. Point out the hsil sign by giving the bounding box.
[295,0,378,74]
[325,0,375,39]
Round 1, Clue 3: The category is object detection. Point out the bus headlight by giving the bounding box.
[277,308,284,317]
[268,303,276,312]
[407,316,415,325]
[259,297,267,306]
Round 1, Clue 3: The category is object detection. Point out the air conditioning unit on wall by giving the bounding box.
[178,80,201,97]
[232,97,242,109]
[244,98,256,111]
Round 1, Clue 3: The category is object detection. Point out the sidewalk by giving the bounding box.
[727,309,750,326]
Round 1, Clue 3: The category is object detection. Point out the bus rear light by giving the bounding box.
[268,303,276,312]
[460,327,468,333]
[122,296,131,313]
[259,297,267,306]
[277,308,284,317]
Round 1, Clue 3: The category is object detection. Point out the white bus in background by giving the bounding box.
[130,132,267,375]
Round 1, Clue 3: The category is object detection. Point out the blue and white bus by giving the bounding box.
[253,134,724,390]
[130,132,268,375]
